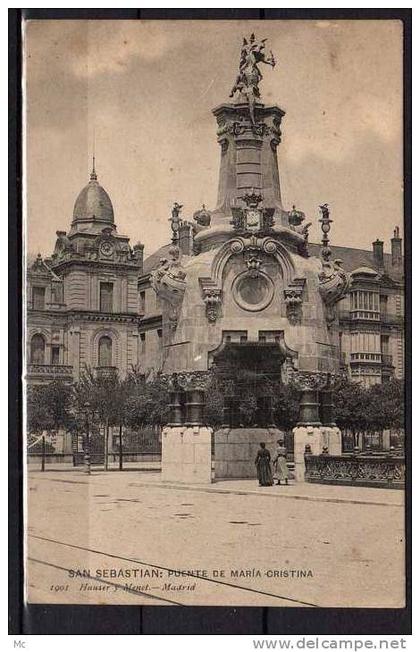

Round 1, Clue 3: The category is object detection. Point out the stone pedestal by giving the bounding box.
[212,103,286,225]
[383,429,391,451]
[161,425,212,484]
[214,427,281,479]
[293,425,342,481]
[323,426,342,456]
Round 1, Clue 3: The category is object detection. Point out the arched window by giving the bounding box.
[30,334,45,364]
[98,335,112,367]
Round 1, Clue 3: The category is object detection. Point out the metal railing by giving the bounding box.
[304,452,405,489]
[27,445,162,472]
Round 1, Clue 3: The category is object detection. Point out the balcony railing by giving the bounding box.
[350,310,380,321]
[349,353,394,366]
[26,364,73,379]
[350,353,382,363]
[94,366,118,378]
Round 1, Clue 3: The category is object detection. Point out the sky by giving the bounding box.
[24,19,403,260]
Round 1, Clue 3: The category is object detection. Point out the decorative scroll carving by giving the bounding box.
[211,235,295,292]
[283,277,306,325]
[199,278,222,323]
[304,454,405,490]
[318,204,352,327]
[150,245,186,331]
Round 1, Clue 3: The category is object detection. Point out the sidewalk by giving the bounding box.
[30,469,404,507]
[128,475,404,507]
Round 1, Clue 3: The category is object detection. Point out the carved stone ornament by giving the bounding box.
[291,370,332,392]
[230,191,275,235]
[166,370,210,392]
[319,249,352,327]
[287,206,312,257]
[317,204,352,327]
[150,245,187,331]
[284,278,306,325]
[199,278,222,322]
[52,231,74,260]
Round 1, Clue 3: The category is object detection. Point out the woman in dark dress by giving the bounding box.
[255,442,273,486]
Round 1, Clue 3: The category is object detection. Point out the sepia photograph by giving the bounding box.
[21,16,407,613]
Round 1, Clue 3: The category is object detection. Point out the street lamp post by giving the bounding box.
[83,401,91,475]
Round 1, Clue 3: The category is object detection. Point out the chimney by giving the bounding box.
[372,239,384,269]
[391,226,402,266]
[133,242,144,272]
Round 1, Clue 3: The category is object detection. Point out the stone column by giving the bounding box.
[168,390,184,426]
[184,389,205,426]
[298,388,321,426]
[293,372,326,481]
[319,385,335,427]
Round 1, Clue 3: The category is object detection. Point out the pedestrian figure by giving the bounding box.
[273,438,289,485]
[255,442,273,486]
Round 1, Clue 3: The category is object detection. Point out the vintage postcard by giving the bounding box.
[24,18,406,608]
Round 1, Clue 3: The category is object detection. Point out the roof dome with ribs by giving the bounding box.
[72,160,114,225]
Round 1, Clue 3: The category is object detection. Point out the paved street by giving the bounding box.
[27,470,405,608]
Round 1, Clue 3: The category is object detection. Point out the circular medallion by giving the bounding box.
[100,240,114,257]
[232,271,274,312]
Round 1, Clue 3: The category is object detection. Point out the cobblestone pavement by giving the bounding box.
[26,470,405,608]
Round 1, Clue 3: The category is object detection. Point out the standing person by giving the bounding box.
[255,442,273,486]
[273,438,289,486]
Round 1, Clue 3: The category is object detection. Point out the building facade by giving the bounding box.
[26,161,145,386]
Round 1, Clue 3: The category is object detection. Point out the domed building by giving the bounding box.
[26,159,145,388]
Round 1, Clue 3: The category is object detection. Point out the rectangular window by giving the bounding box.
[33,286,45,310]
[157,329,162,346]
[381,335,389,355]
[139,291,146,313]
[100,282,113,312]
[140,332,146,354]
[51,346,60,364]
[380,295,388,314]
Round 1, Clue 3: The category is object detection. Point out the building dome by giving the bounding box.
[351,266,378,277]
[72,162,114,225]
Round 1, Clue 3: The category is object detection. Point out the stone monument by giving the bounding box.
[150,35,351,483]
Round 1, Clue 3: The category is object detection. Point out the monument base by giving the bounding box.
[161,425,213,484]
[214,427,283,479]
[293,425,342,482]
